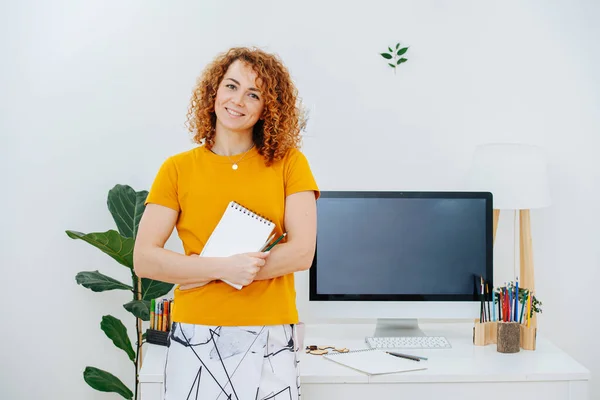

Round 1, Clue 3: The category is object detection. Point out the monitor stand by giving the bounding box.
[373,318,426,337]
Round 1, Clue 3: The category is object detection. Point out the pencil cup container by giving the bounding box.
[146,329,169,346]
[473,320,497,346]
[496,322,520,353]
[520,324,537,351]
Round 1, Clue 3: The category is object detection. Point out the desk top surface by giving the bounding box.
[139,322,590,384]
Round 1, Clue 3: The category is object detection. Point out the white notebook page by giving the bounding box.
[323,349,428,375]
[181,201,275,290]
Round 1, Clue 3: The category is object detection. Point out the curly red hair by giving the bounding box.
[186,47,306,166]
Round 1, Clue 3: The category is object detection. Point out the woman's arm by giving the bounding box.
[254,191,317,280]
[134,204,267,286]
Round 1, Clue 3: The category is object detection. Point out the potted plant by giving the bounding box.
[66,184,173,399]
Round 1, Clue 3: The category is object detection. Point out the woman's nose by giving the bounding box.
[231,93,244,107]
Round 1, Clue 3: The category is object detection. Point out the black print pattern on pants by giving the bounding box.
[164,323,300,400]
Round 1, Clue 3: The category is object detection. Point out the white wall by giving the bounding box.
[2,0,599,398]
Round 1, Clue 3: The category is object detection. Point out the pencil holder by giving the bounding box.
[496,322,520,353]
[146,329,169,346]
[520,324,537,351]
[473,320,497,346]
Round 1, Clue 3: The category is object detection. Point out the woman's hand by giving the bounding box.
[222,252,270,286]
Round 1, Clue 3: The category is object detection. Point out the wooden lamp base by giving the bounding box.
[492,209,536,329]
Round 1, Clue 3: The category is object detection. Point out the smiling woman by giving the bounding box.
[186,47,306,166]
[215,62,265,140]
[133,47,319,399]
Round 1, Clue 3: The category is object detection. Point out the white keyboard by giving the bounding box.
[365,336,452,349]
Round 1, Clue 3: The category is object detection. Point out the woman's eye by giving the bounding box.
[249,93,260,100]
[226,84,236,90]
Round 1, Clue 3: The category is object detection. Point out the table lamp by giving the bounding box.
[468,143,551,328]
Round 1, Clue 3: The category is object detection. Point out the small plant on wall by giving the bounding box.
[381,43,409,74]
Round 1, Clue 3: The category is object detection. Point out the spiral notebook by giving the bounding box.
[323,348,428,375]
[182,201,275,290]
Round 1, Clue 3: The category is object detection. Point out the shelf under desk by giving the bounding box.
[139,322,590,400]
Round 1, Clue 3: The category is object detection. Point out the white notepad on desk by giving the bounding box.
[182,201,275,290]
[323,348,427,375]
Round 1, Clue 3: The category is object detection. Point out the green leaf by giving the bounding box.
[66,230,134,268]
[380,53,393,60]
[388,63,396,68]
[83,367,133,399]
[388,46,393,52]
[107,185,148,239]
[76,271,133,292]
[100,315,136,362]
[397,47,409,56]
[398,57,408,63]
[396,43,400,49]
[123,299,151,321]
[141,278,174,300]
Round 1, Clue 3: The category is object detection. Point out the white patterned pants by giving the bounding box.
[164,323,300,400]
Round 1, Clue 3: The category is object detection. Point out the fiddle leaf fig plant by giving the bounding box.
[66,184,173,399]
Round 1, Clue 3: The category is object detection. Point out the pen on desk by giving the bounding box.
[263,232,287,252]
[385,351,422,362]
[402,353,428,361]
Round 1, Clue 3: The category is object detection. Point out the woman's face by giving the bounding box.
[214,60,266,134]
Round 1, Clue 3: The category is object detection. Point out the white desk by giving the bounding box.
[139,322,590,400]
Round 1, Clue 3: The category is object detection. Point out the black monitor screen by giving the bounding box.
[309,192,493,301]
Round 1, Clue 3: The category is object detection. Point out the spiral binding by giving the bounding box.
[229,201,274,226]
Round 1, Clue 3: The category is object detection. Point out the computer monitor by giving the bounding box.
[308,191,493,337]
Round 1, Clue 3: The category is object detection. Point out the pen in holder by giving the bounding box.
[473,282,540,351]
[473,320,537,351]
[147,297,173,347]
[472,277,497,346]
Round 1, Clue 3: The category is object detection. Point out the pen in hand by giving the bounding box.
[263,232,287,252]
[385,351,422,362]
[259,232,276,252]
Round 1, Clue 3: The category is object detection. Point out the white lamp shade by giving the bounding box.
[468,143,551,210]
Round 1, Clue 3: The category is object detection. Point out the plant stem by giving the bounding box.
[134,274,143,400]
[134,323,140,400]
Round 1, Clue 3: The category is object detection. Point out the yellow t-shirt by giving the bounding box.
[145,145,319,326]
